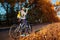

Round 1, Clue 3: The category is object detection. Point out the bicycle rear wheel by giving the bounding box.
[27,24,32,34]
[9,24,21,39]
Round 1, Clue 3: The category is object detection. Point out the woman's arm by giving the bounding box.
[25,8,29,14]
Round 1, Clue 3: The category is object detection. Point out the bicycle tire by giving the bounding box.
[9,24,22,39]
[24,24,32,36]
[27,24,32,34]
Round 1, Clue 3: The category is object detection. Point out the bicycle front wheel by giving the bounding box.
[9,24,21,39]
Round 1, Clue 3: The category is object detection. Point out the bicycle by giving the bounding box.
[9,20,32,39]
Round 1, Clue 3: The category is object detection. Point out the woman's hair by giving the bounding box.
[21,7,25,10]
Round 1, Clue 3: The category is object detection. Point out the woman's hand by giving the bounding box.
[26,8,29,11]
[25,8,29,13]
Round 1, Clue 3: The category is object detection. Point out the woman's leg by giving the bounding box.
[23,19,28,27]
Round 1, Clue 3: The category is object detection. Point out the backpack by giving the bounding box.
[17,11,21,18]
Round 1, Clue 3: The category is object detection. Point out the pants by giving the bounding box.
[20,19,28,34]
[21,19,28,26]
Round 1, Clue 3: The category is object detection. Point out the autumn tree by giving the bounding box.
[27,0,59,24]
[0,0,59,24]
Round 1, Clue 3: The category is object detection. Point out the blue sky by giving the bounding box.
[52,0,56,4]
[52,0,60,4]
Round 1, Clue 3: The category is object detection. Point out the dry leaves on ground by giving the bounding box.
[20,22,60,40]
